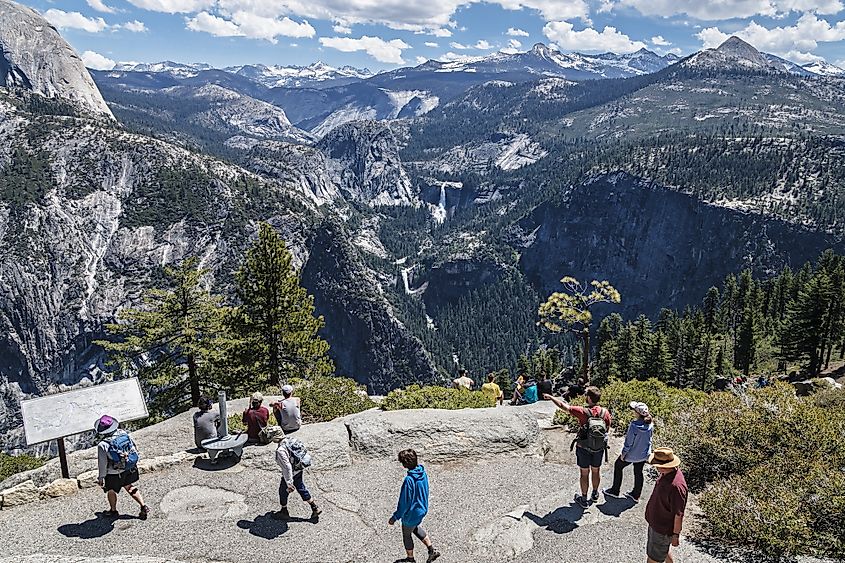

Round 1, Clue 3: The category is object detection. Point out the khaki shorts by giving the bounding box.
[647,526,672,562]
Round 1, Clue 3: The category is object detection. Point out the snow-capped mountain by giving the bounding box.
[764,54,815,76]
[803,60,845,76]
[682,36,783,73]
[415,43,678,80]
[113,61,213,78]
[225,61,373,89]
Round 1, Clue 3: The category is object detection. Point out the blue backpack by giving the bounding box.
[107,432,139,471]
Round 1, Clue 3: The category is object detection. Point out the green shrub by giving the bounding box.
[552,378,706,433]
[382,385,495,411]
[0,453,45,483]
[664,383,845,559]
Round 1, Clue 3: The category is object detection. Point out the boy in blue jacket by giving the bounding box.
[389,449,441,562]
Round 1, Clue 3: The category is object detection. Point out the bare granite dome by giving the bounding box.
[0,0,113,118]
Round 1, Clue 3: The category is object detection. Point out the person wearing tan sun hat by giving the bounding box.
[644,448,688,563]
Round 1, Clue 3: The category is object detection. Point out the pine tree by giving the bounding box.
[232,222,334,387]
[780,273,832,375]
[647,330,673,382]
[96,258,231,416]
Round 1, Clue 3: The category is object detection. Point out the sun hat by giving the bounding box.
[648,447,681,469]
[281,384,294,395]
[95,414,119,435]
[629,401,650,417]
[251,391,264,403]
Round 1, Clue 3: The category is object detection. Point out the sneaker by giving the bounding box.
[575,494,589,508]
[426,550,441,563]
[103,509,119,518]
[139,505,150,520]
[624,492,640,503]
[602,488,623,499]
[591,490,600,503]
[311,504,322,518]
[273,507,291,521]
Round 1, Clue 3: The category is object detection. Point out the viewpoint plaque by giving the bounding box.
[20,378,148,477]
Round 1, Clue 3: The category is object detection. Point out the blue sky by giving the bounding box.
[19,0,845,71]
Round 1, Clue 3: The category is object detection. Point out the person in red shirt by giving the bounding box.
[644,448,688,563]
[242,391,269,443]
[545,386,612,508]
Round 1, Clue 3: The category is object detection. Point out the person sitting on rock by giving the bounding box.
[193,396,220,451]
[544,386,612,508]
[481,373,504,405]
[95,414,150,519]
[452,369,474,390]
[537,371,553,399]
[389,449,441,563]
[603,401,653,502]
[273,436,321,521]
[242,391,269,444]
[512,377,539,405]
[272,384,303,435]
[510,373,526,405]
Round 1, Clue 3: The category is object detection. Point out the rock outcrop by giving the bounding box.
[0,0,113,118]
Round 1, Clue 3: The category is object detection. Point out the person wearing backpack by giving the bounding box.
[273,436,321,521]
[544,386,612,508]
[95,415,150,519]
[603,401,654,502]
[389,449,441,563]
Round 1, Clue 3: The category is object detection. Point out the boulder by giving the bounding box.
[345,408,545,462]
[1,480,40,508]
[792,377,842,396]
[241,421,351,472]
[40,478,78,499]
[76,470,99,489]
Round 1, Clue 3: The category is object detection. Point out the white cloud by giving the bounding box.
[333,23,352,33]
[543,21,647,53]
[507,27,529,37]
[651,35,671,46]
[495,0,590,21]
[439,51,474,61]
[186,11,240,36]
[475,39,493,49]
[697,14,845,61]
[430,28,453,37]
[425,41,439,47]
[450,41,471,49]
[43,9,108,32]
[121,20,148,32]
[81,50,116,70]
[667,47,682,55]
[319,35,412,63]
[128,0,214,12]
[415,55,428,64]
[86,0,115,13]
[621,0,842,20]
[508,38,522,49]
[186,11,315,42]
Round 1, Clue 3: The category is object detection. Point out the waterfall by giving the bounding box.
[432,182,447,224]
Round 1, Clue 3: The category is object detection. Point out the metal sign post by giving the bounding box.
[20,378,149,478]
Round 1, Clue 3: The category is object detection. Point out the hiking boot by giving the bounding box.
[602,488,623,499]
[575,494,589,508]
[103,509,119,518]
[591,490,600,503]
[139,505,150,520]
[426,550,441,563]
[273,507,291,521]
[624,492,640,503]
[311,504,322,518]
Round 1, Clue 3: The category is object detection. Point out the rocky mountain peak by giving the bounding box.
[683,35,782,73]
[0,0,114,118]
[716,36,763,60]
[530,43,553,57]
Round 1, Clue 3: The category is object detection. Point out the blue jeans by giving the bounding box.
[279,471,311,506]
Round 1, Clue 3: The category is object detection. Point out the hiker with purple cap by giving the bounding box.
[95,415,150,519]
[603,401,654,502]
[644,448,688,563]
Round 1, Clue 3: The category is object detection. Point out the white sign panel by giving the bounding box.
[20,378,148,445]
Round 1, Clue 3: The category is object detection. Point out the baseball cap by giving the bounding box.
[629,401,650,417]
[281,384,294,395]
[251,391,264,403]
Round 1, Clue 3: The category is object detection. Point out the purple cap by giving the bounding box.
[95,415,119,435]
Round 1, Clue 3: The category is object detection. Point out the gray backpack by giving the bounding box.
[579,407,609,453]
[285,437,312,471]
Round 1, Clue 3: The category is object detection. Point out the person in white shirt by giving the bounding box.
[274,436,321,521]
[273,384,303,434]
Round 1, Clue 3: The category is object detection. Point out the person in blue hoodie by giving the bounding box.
[389,449,441,563]
[603,401,654,502]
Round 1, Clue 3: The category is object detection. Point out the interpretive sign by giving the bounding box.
[20,378,148,445]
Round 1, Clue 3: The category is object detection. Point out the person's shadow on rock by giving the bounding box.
[58,513,134,539]
[237,511,315,540]
[524,500,586,534]
[597,496,637,518]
